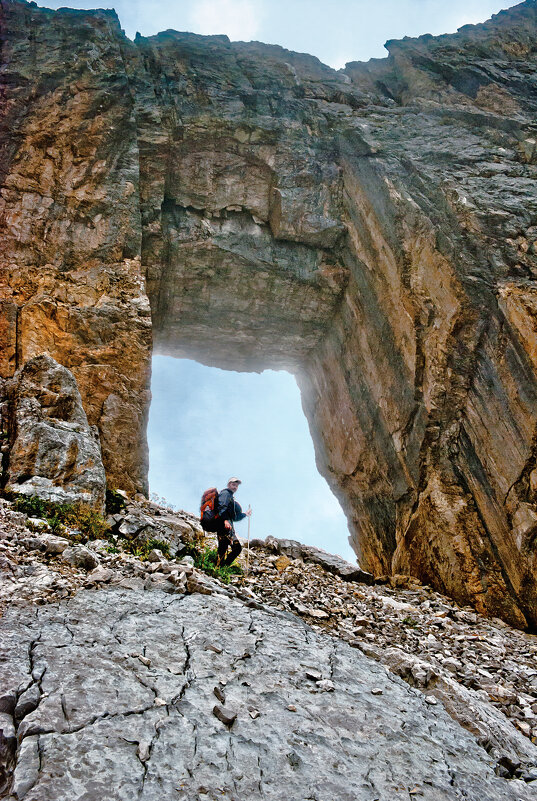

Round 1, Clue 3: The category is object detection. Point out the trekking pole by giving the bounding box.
[246,505,251,576]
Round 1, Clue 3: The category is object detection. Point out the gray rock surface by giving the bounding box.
[0,587,535,801]
[2,494,537,769]
[112,505,197,556]
[3,356,106,511]
[34,533,70,555]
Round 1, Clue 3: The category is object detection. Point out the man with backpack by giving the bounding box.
[200,478,252,566]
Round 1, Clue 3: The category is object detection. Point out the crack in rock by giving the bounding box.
[1,588,536,800]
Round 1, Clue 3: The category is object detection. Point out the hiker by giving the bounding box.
[215,478,251,566]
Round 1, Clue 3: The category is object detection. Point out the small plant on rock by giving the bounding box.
[47,512,67,537]
[25,519,50,534]
[146,538,171,559]
[123,537,171,561]
[64,506,110,541]
[105,488,127,515]
[9,494,110,543]
[191,547,242,585]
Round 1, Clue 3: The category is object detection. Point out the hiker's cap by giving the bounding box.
[228,477,241,484]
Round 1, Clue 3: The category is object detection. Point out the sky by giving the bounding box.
[148,357,354,560]
[35,0,516,562]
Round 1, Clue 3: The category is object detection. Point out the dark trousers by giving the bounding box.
[216,522,242,566]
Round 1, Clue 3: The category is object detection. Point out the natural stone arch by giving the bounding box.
[1,0,537,628]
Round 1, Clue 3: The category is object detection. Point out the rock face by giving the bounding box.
[0,1,152,495]
[1,587,536,801]
[1,355,106,510]
[1,0,537,625]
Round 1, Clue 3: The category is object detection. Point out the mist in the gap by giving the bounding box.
[148,355,355,562]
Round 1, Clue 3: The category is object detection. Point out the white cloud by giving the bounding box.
[189,0,263,41]
[330,54,353,70]
[451,14,488,30]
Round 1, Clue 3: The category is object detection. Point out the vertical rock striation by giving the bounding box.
[1,0,537,625]
[0,1,152,494]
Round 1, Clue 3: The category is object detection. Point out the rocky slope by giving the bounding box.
[1,496,537,799]
[1,0,537,625]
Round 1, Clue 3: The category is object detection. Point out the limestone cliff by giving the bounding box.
[1,0,537,627]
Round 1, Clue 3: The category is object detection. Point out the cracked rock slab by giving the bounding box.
[0,587,535,800]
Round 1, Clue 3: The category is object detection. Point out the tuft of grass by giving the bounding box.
[124,538,171,561]
[191,547,242,585]
[402,616,419,628]
[10,494,110,543]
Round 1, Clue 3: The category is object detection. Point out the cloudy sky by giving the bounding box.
[37,0,515,563]
[148,358,352,558]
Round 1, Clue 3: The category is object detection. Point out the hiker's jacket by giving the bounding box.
[217,488,246,524]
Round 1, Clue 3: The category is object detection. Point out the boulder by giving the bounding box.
[117,514,153,538]
[85,567,114,585]
[4,356,106,512]
[61,545,100,571]
[39,533,70,555]
[266,537,374,584]
[300,545,374,585]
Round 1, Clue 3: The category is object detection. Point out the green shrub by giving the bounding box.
[12,494,49,518]
[10,494,110,543]
[106,489,127,515]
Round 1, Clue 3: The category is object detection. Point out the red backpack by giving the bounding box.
[200,487,219,530]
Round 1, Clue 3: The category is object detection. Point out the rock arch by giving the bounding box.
[1,0,537,626]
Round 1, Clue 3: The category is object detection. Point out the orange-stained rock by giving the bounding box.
[0,3,152,494]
